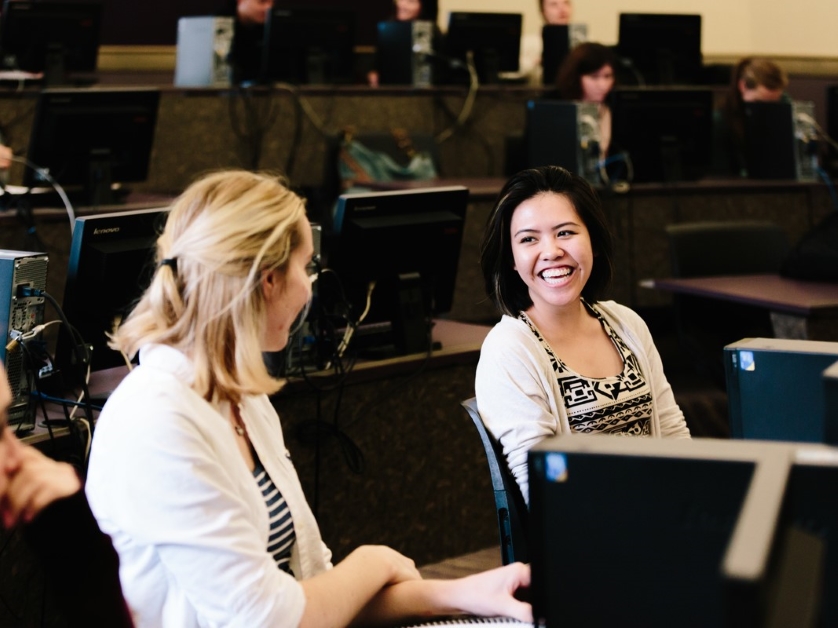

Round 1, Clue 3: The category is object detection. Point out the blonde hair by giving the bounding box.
[110,170,307,405]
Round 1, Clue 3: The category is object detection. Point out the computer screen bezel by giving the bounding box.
[325,185,468,354]
[0,0,103,81]
[261,6,357,85]
[444,11,522,83]
[610,86,714,183]
[57,206,169,378]
[617,12,703,86]
[23,87,161,205]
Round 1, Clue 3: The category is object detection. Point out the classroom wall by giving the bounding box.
[438,0,838,57]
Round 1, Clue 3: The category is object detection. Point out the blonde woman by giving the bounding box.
[85,170,531,628]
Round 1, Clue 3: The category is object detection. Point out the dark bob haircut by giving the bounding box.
[556,42,617,100]
[480,166,614,317]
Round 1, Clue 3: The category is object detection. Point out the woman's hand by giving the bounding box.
[447,562,532,623]
[0,145,12,170]
[0,430,81,528]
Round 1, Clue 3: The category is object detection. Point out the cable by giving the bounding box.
[815,166,838,212]
[9,155,75,232]
[435,51,479,144]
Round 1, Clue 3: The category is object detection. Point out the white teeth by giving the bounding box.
[541,268,572,279]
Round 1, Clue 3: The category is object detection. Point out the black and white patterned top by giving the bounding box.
[253,457,296,575]
[520,301,653,436]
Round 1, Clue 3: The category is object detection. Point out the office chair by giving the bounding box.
[461,397,529,565]
[664,220,791,389]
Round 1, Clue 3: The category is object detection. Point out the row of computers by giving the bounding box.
[1,184,470,428]
[0,1,709,88]
[525,93,827,184]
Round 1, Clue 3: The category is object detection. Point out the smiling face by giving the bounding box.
[580,64,614,103]
[510,192,593,315]
[261,220,315,353]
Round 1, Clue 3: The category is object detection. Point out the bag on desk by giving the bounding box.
[780,212,838,283]
[337,127,438,191]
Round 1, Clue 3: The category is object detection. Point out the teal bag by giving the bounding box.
[337,129,438,191]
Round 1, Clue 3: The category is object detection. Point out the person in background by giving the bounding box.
[520,0,575,84]
[220,0,274,84]
[0,361,134,627]
[85,170,531,628]
[476,166,691,503]
[368,0,439,87]
[712,57,790,177]
[540,0,572,25]
[555,42,617,157]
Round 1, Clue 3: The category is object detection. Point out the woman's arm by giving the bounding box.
[350,562,532,627]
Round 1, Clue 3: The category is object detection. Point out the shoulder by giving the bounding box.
[481,315,536,351]
[594,301,651,336]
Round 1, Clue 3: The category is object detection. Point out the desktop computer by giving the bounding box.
[541,23,587,86]
[525,100,600,185]
[743,100,819,181]
[174,16,234,87]
[825,360,838,444]
[0,250,48,429]
[724,337,838,443]
[376,20,435,87]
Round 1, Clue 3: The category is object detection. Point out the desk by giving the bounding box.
[642,273,838,341]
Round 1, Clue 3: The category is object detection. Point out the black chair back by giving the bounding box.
[462,397,529,565]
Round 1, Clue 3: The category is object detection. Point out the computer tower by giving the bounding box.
[541,23,587,86]
[0,251,48,429]
[825,360,838,445]
[376,20,434,87]
[724,337,838,443]
[525,100,600,185]
[174,16,234,87]
[827,85,838,177]
[743,100,818,181]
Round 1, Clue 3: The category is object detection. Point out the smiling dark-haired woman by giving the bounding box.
[476,166,691,503]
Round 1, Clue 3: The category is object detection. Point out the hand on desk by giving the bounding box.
[0,426,82,528]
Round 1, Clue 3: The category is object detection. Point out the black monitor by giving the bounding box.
[528,435,826,627]
[828,86,838,177]
[445,12,522,84]
[261,6,356,85]
[610,87,714,182]
[57,207,169,382]
[0,0,102,86]
[617,13,702,86]
[325,186,468,356]
[725,337,838,444]
[541,24,587,87]
[24,88,160,207]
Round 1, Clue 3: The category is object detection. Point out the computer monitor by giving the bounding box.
[725,337,838,443]
[528,435,815,627]
[325,186,468,356]
[444,12,522,84]
[827,85,838,177]
[0,0,102,86]
[24,88,160,207]
[541,23,587,87]
[610,87,714,183]
[261,6,356,85]
[56,207,169,383]
[617,13,702,86]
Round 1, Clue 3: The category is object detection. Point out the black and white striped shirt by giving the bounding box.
[253,458,296,575]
